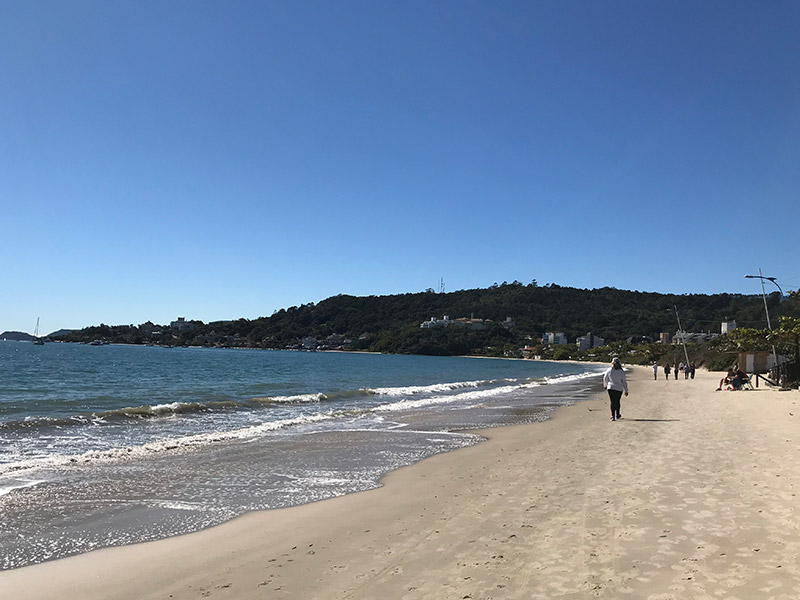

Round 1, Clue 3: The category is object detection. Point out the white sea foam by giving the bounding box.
[374,383,522,412]
[259,393,326,404]
[374,368,604,413]
[542,369,606,385]
[0,367,605,480]
[371,379,491,397]
[298,476,352,486]
[371,370,602,401]
[0,412,337,478]
[0,476,47,497]
[148,500,208,511]
[148,402,189,414]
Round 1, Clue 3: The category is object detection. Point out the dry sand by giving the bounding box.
[1,366,798,600]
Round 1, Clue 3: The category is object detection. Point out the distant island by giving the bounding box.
[49,283,797,364]
[1,331,36,342]
[1,329,76,342]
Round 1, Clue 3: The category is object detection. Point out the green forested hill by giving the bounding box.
[57,283,797,357]
[1,331,34,341]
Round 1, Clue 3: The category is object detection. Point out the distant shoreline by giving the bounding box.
[0,338,627,369]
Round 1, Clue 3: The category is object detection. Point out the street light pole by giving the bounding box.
[757,268,771,328]
[765,276,784,300]
[744,269,782,380]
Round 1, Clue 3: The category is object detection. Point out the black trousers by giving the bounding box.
[607,389,623,417]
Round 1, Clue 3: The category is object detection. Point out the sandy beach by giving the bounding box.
[2,365,798,600]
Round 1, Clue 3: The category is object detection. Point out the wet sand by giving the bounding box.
[1,366,798,599]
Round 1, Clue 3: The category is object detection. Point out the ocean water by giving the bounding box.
[0,341,605,569]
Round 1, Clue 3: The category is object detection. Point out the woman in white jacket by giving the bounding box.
[603,357,629,421]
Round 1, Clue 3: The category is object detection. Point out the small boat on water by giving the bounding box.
[33,318,45,345]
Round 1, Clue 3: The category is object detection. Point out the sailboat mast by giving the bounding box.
[33,317,45,344]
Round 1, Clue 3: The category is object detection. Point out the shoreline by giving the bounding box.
[2,366,798,599]
[0,355,600,571]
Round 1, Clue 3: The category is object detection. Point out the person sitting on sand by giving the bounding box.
[731,365,749,389]
[717,368,736,391]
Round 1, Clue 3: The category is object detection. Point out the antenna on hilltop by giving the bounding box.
[439,278,445,294]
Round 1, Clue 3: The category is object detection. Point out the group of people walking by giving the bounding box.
[654,361,695,380]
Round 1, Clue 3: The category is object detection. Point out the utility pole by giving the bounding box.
[674,305,690,367]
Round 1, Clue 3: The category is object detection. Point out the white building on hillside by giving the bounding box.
[421,315,452,328]
[421,315,492,330]
[543,332,568,345]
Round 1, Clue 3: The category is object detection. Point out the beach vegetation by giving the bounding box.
[551,346,572,360]
[54,283,800,365]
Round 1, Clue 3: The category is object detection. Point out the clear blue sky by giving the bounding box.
[2,1,799,334]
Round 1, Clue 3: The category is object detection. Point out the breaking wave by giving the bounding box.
[0,369,604,477]
[0,379,503,431]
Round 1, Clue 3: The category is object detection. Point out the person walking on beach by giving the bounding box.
[603,357,628,421]
[664,363,671,380]
[690,363,696,379]
[674,364,680,380]
[653,361,658,380]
